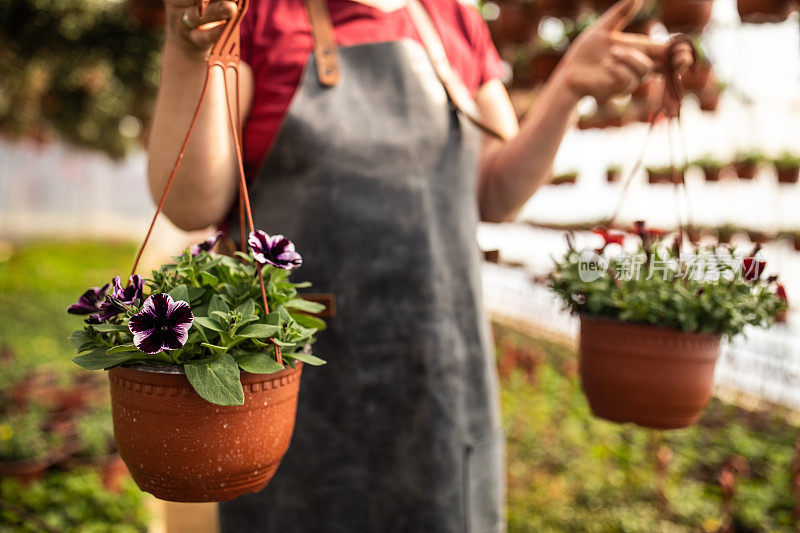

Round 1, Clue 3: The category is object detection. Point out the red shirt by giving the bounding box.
[240,0,504,171]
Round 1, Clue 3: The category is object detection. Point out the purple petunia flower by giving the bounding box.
[68,284,110,315]
[128,293,194,354]
[191,230,224,257]
[96,275,145,322]
[248,230,302,270]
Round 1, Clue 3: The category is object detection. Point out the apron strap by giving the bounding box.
[405,0,508,141]
[303,0,509,141]
[305,0,340,86]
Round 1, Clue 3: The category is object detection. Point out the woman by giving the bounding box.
[148,0,690,530]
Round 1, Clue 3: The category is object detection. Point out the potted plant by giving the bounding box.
[698,77,726,112]
[716,223,738,244]
[606,164,621,183]
[549,223,786,429]
[0,407,63,482]
[647,165,684,184]
[660,0,714,33]
[692,156,725,182]
[773,152,800,184]
[738,0,796,23]
[67,231,327,502]
[747,229,773,244]
[67,407,129,491]
[550,171,579,185]
[733,150,764,180]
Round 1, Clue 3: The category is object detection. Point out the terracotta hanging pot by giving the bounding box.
[738,0,796,22]
[109,363,302,502]
[659,0,714,33]
[579,316,721,429]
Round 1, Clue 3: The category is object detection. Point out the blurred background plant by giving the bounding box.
[0,0,162,159]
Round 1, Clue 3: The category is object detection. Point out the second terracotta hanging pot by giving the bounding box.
[109,363,302,502]
[579,316,720,430]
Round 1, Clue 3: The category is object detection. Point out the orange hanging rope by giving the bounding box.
[604,34,696,239]
[129,0,283,365]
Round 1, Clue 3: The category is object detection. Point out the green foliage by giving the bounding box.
[0,470,149,532]
[0,406,62,462]
[773,152,800,170]
[736,150,766,166]
[549,234,785,337]
[0,0,162,158]
[74,406,114,458]
[498,325,798,532]
[692,156,722,170]
[69,248,326,405]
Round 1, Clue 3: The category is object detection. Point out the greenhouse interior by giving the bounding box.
[2,0,800,531]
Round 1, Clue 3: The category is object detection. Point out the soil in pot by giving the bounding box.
[738,0,796,23]
[579,316,721,429]
[109,363,303,502]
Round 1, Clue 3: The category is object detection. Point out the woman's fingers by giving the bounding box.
[605,61,640,95]
[180,1,238,48]
[611,33,695,74]
[610,46,655,80]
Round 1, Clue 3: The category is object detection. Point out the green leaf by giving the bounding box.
[236,353,284,374]
[91,323,129,333]
[211,310,231,325]
[73,349,137,370]
[208,294,230,315]
[69,330,92,349]
[238,323,281,338]
[169,285,190,303]
[285,298,326,314]
[285,351,326,366]
[106,344,139,354]
[194,316,224,332]
[185,354,244,406]
[186,286,207,303]
[290,313,327,331]
[199,271,220,286]
[235,299,255,318]
[201,342,228,354]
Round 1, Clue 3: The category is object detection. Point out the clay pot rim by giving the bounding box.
[579,314,722,341]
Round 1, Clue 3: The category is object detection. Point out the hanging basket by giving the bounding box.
[659,0,714,34]
[109,364,302,502]
[579,316,720,429]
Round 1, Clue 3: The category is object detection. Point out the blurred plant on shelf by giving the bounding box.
[496,324,800,532]
[0,469,149,533]
[773,152,800,184]
[0,0,162,158]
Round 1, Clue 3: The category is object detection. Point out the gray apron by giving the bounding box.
[219,25,504,533]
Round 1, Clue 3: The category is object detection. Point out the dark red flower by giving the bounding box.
[742,257,766,281]
[68,284,110,315]
[776,283,788,303]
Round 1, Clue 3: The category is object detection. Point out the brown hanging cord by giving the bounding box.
[603,34,696,244]
[129,0,282,365]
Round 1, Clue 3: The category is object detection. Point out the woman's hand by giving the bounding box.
[164,0,239,58]
[558,0,694,102]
